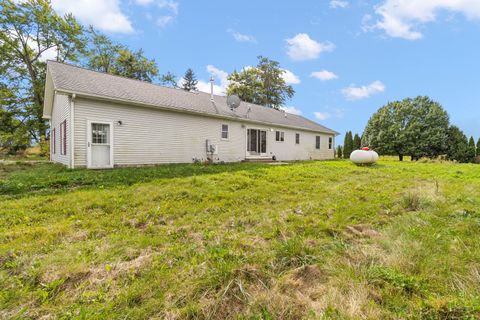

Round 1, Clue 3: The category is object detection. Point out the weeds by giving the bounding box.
[1,159,480,318]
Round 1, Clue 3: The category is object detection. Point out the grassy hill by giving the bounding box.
[1,159,479,319]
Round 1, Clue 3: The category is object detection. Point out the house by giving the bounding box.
[43,61,338,169]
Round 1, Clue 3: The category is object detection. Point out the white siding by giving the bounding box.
[50,93,71,166]
[73,98,334,168]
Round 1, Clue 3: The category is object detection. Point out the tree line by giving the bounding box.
[336,96,479,163]
[1,0,295,154]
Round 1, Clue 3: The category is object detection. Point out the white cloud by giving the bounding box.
[197,65,230,96]
[342,81,385,100]
[314,111,331,120]
[156,15,174,27]
[281,106,303,115]
[51,0,134,34]
[135,0,179,14]
[334,108,345,118]
[156,0,179,14]
[285,33,335,61]
[370,0,480,40]
[135,0,179,28]
[227,29,256,43]
[310,70,339,81]
[281,69,301,85]
[330,0,349,9]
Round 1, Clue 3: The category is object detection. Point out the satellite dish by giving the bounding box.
[226,95,241,111]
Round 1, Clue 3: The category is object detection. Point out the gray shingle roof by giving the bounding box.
[47,61,338,135]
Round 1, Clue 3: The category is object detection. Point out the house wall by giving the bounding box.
[72,97,335,168]
[50,93,71,166]
[246,124,335,161]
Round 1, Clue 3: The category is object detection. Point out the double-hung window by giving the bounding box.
[295,133,300,144]
[328,137,333,149]
[275,131,284,142]
[59,120,67,155]
[221,124,229,140]
[315,136,321,149]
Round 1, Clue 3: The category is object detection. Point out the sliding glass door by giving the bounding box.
[247,129,267,155]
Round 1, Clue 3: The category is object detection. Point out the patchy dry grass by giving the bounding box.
[1,159,480,319]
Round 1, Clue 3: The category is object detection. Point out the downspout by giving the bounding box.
[70,94,76,169]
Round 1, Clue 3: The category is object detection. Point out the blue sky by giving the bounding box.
[51,0,480,141]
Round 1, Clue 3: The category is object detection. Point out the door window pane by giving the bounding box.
[92,123,110,144]
[260,131,266,153]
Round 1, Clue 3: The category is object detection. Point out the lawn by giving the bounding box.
[1,159,479,319]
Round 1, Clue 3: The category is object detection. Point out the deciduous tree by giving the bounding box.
[362,96,449,161]
[86,29,158,82]
[445,126,469,163]
[227,56,294,109]
[159,72,178,88]
[0,0,86,142]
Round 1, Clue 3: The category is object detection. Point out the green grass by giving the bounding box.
[1,159,479,319]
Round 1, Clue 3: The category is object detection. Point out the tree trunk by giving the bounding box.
[399,154,403,161]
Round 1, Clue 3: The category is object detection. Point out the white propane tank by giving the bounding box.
[350,147,379,165]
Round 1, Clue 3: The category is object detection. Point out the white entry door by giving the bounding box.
[87,121,113,169]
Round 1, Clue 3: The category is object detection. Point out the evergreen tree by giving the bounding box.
[468,136,476,162]
[343,131,354,159]
[336,145,343,159]
[353,133,362,150]
[477,138,480,156]
[181,68,198,91]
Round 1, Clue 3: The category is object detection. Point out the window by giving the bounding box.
[275,131,284,142]
[221,124,229,139]
[328,137,333,149]
[295,133,300,144]
[52,128,56,154]
[316,136,321,149]
[60,120,67,155]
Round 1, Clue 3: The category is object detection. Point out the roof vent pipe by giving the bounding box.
[210,76,214,101]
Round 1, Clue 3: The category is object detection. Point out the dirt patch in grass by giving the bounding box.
[41,248,156,291]
[344,224,381,239]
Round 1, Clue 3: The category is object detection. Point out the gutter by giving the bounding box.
[54,89,338,136]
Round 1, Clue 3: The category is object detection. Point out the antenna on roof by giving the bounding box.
[226,95,241,111]
[209,76,214,101]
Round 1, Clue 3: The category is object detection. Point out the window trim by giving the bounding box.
[59,120,67,155]
[63,120,67,155]
[221,124,229,140]
[315,136,321,149]
[52,128,56,154]
[295,133,300,144]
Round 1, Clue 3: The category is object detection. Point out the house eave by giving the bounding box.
[54,88,337,135]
